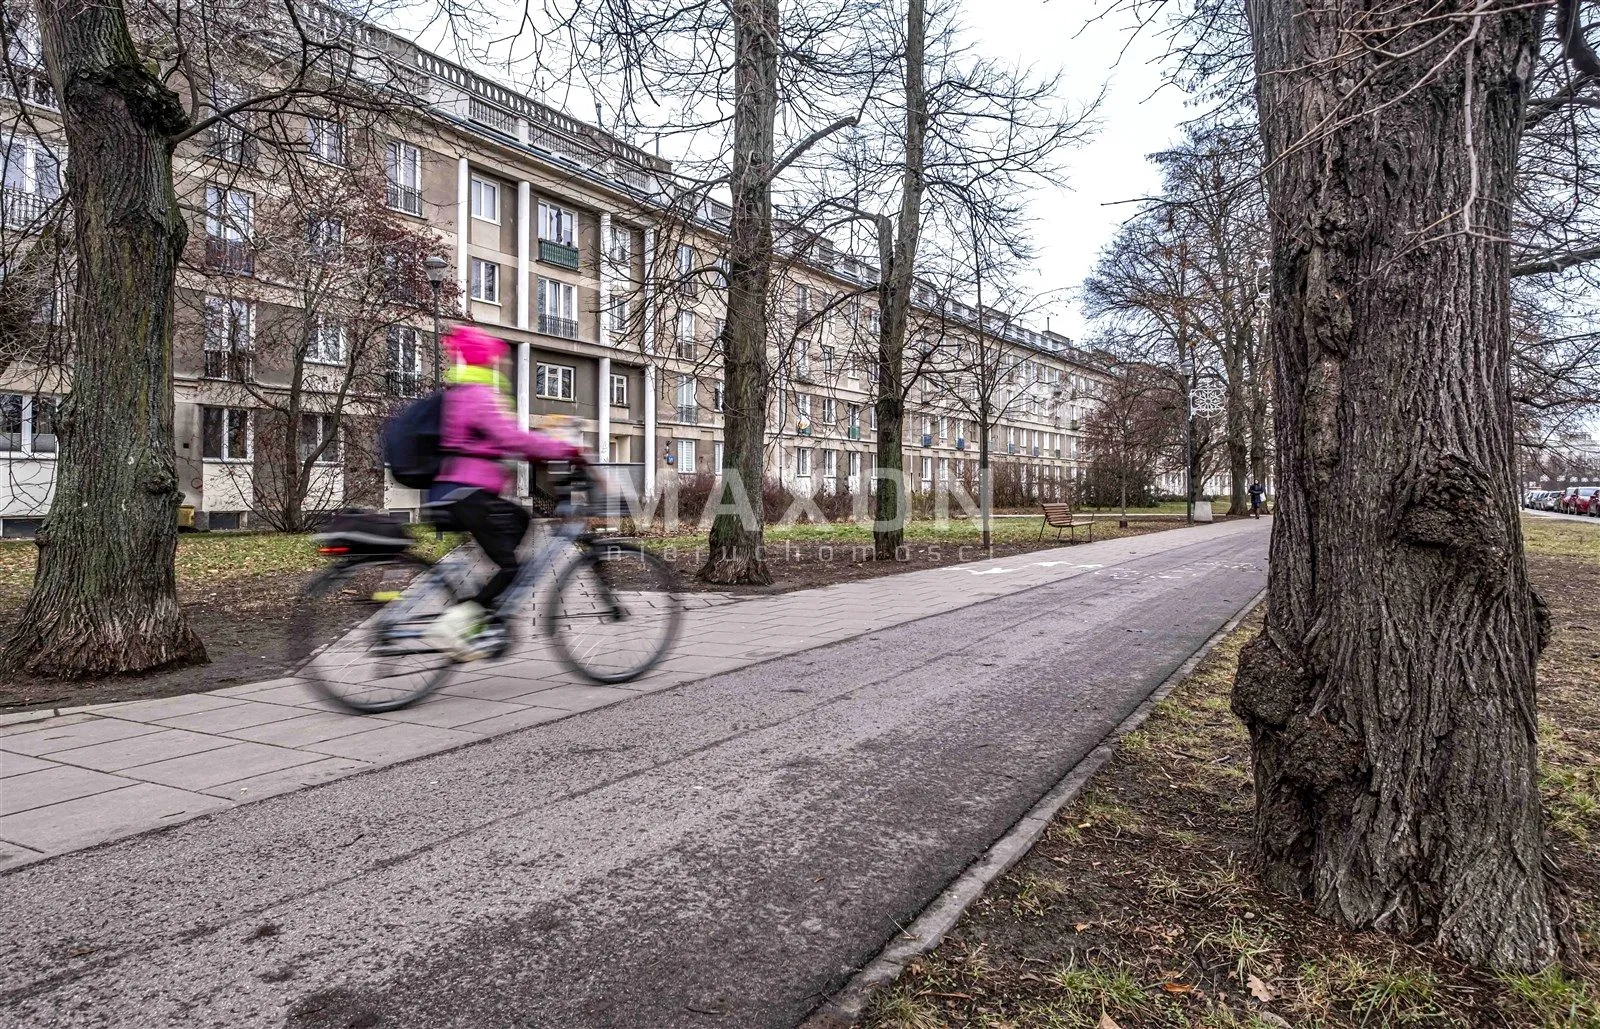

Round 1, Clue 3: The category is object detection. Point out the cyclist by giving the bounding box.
[423,325,589,658]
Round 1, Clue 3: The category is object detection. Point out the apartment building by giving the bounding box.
[0,7,1104,536]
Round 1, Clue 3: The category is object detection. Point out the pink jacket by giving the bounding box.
[440,382,581,495]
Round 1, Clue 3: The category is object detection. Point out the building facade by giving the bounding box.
[0,8,1105,536]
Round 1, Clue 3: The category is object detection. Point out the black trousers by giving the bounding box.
[449,489,530,608]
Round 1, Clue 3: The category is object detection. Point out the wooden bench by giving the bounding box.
[1038,502,1096,543]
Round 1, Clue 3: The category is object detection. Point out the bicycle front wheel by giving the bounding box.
[546,541,684,684]
[288,553,460,713]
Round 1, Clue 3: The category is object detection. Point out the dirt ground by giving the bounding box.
[861,523,1600,1028]
[0,515,1219,713]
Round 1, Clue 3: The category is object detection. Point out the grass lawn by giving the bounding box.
[863,514,1600,1029]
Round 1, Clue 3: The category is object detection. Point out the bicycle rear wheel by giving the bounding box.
[288,553,460,713]
[546,540,684,684]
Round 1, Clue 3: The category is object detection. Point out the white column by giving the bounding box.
[516,181,531,331]
[597,354,611,462]
[642,226,657,497]
[455,157,470,299]
[643,364,657,497]
[599,212,613,347]
[517,340,531,496]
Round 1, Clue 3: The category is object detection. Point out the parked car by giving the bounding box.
[1545,491,1564,511]
[1536,490,1560,510]
[1559,486,1600,514]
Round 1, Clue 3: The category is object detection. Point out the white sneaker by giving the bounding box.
[422,601,487,659]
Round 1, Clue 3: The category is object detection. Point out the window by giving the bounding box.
[0,392,57,454]
[714,440,724,472]
[713,384,724,412]
[386,326,423,395]
[821,345,835,375]
[676,309,695,358]
[795,283,811,320]
[939,457,951,484]
[920,414,934,438]
[305,215,344,259]
[204,185,254,274]
[536,277,578,338]
[306,117,344,165]
[536,362,575,401]
[608,292,629,334]
[795,394,812,420]
[538,202,575,245]
[821,397,836,425]
[299,412,341,466]
[847,403,860,430]
[470,175,500,222]
[385,139,422,215]
[675,244,696,294]
[920,456,933,488]
[865,308,880,335]
[610,373,628,407]
[608,225,632,266]
[0,134,58,227]
[307,316,345,365]
[202,296,253,379]
[939,416,949,442]
[796,447,812,477]
[202,407,251,461]
[470,258,500,304]
[207,81,252,164]
[847,452,861,479]
[675,374,697,423]
[676,438,696,473]
[822,449,838,479]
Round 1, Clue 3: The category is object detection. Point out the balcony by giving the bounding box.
[796,418,812,437]
[956,438,966,451]
[539,238,580,269]
[1,188,49,230]
[468,96,518,136]
[921,434,933,447]
[204,236,255,276]
[208,132,258,168]
[847,425,861,440]
[537,314,579,340]
[1031,446,1041,457]
[387,183,422,217]
[386,370,424,396]
[203,349,253,381]
[0,70,56,109]
[675,341,697,360]
[676,405,699,425]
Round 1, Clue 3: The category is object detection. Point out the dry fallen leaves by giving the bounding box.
[1098,1013,1121,1029]
[1247,973,1276,1002]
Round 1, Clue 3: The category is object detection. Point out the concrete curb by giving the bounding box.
[799,586,1269,1028]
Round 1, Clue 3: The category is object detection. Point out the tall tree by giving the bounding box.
[0,0,426,675]
[1233,0,1555,969]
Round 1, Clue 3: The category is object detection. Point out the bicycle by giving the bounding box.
[286,466,684,714]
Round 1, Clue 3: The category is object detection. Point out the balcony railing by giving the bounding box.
[675,341,696,360]
[676,405,699,425]
[920,434,933,447]
[387,182,423,216]
[539,238,580,269]
[537,314,579,340]
[386,370,424,396]
[208,132,257,168]
[468,96,518,136]
[204,236,255,276]
[847,425,861,440]
[0,70,55,109]
[1,188,49,230]
[203,349,253,381]
[956,438,966,450]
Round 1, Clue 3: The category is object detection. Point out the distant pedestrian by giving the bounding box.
[1249,481,1266,518]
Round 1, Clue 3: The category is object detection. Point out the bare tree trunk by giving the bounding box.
[872,0,927,561]
[3,0,204,675]
[700,0,778,586]
[1233,0,1554,969]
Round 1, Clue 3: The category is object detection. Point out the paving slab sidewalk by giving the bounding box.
[0,520,1256,869]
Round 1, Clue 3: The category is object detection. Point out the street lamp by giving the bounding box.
[1179,354,1195,527]
[423,255,450,387]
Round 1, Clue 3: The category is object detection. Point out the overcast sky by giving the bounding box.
[414,0,1193,343]
[963,0,1194,340]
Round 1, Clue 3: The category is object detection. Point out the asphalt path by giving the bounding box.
[0,521,1267,1029]
[1523,507,1600,524]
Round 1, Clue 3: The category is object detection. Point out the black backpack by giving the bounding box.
[383,390,447,489]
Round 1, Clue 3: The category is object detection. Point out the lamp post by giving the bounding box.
[423,255,450,387]
[1180,354,1195,527]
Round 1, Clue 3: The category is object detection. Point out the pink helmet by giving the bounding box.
[444,324,506,367]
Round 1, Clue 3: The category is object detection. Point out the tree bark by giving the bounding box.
[872,0,926,562]
[3,0,204,675]
[699,0,778,586]
[1234,0,1554,969]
